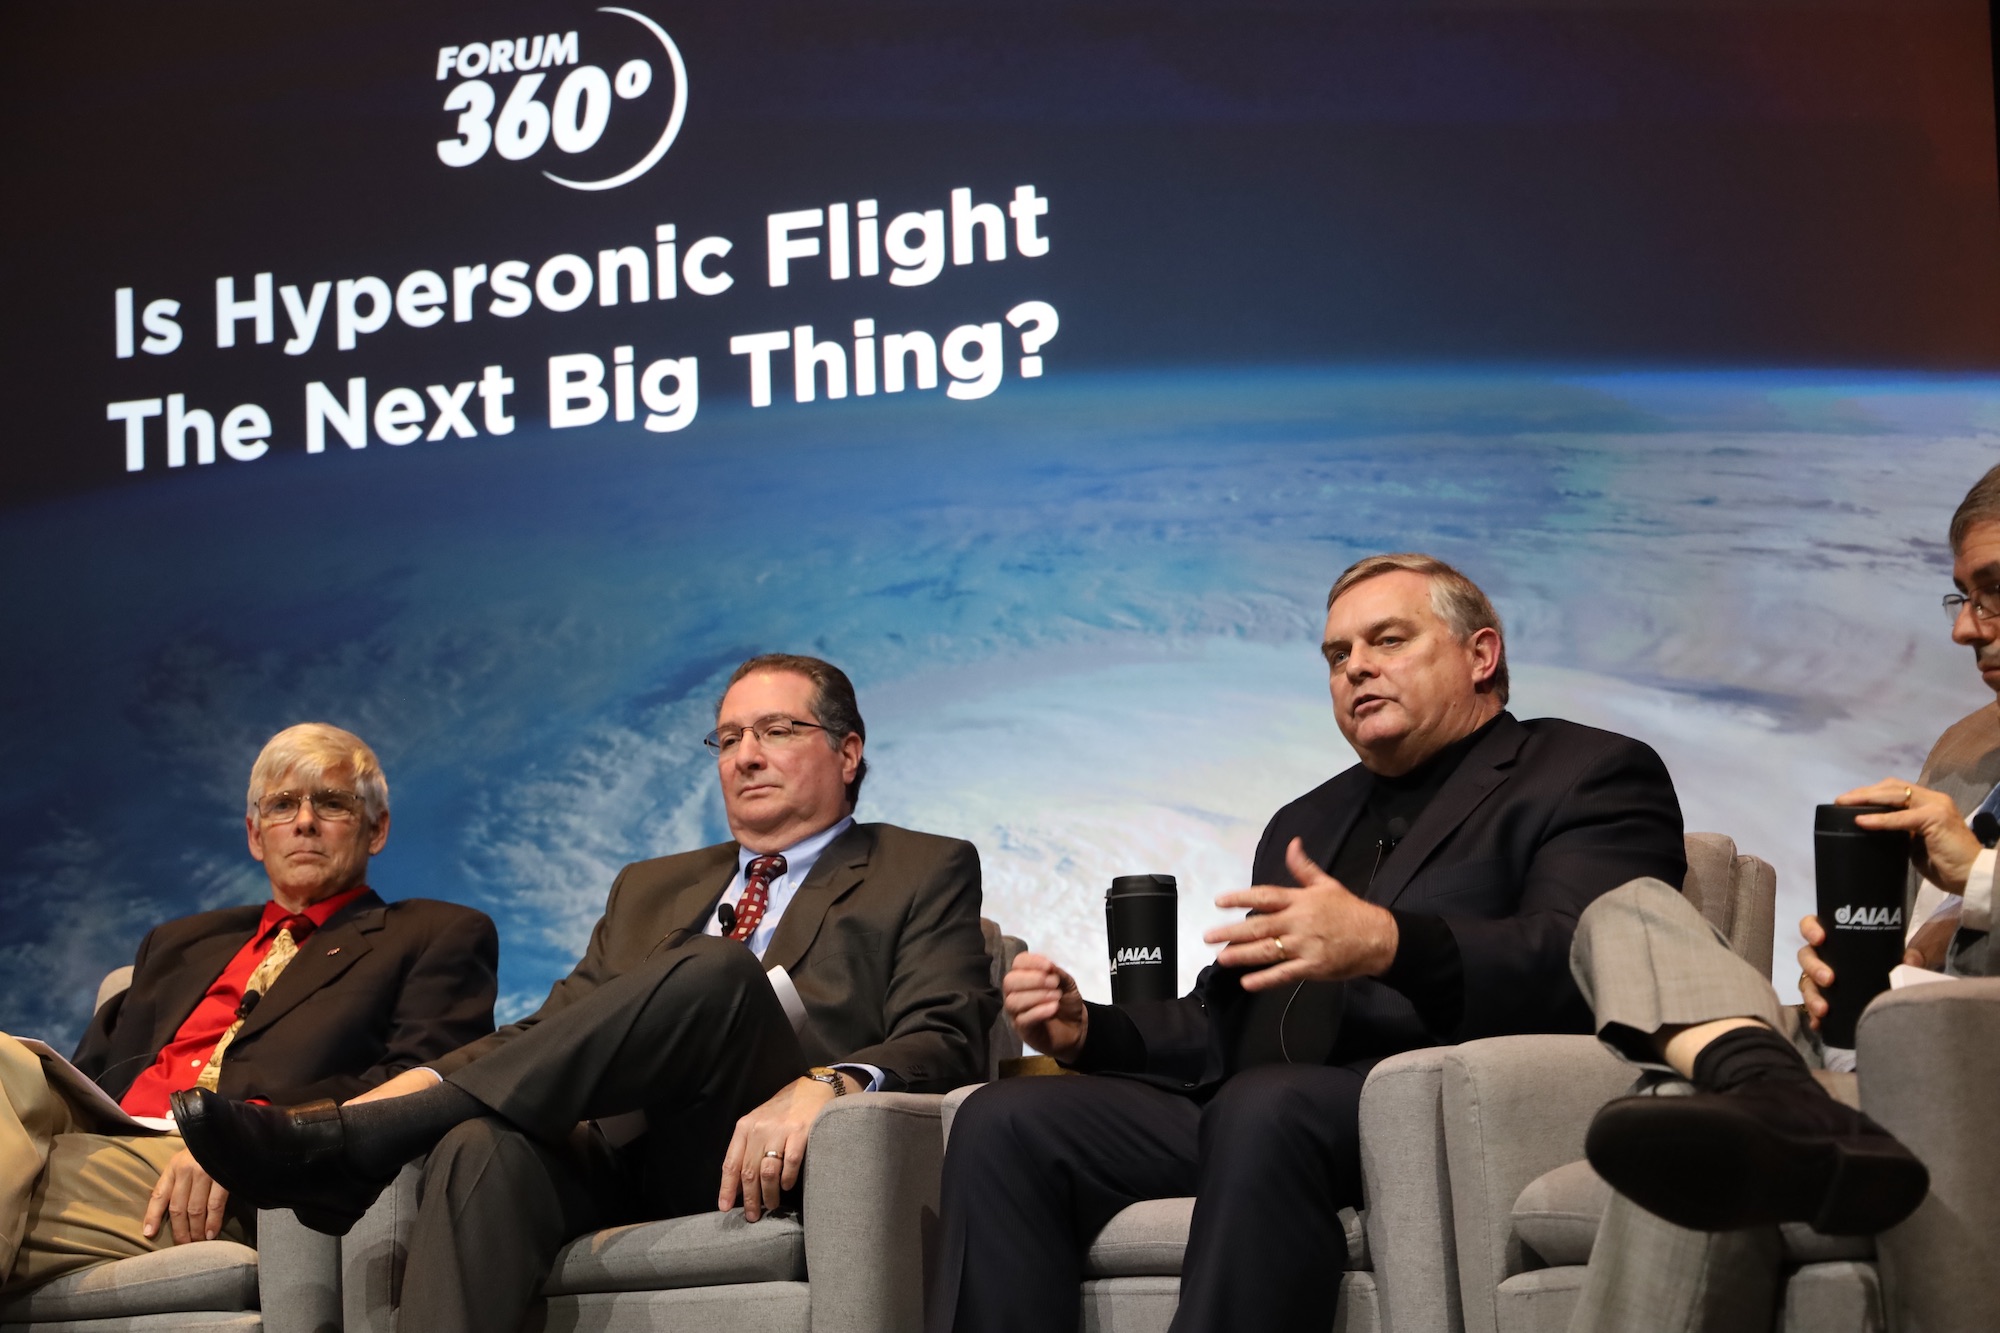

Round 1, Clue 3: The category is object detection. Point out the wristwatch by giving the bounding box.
[807,1066,849,1096]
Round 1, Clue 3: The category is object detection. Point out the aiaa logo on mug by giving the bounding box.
[1112,946,1165,969]
[432,7,687,191]
[1833,904,1903,929]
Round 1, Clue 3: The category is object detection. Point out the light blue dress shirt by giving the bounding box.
[703,816,884,1091]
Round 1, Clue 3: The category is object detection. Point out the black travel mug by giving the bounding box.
[1812,804,1910,1048]
[1106,874,1178,1003]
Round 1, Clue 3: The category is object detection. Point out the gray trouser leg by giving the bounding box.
[1570,877,1788,1072]
[1564,879,1797,1332]
[1567,1189,1781,1333]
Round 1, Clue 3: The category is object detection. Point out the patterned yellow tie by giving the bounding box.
[194,919,310,1092]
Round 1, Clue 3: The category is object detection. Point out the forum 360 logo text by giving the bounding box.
[432,6,686,191]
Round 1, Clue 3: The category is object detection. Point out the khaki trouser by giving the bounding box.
[1,1034,247,1294]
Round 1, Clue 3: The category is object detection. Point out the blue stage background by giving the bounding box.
[4,1,1999,1043]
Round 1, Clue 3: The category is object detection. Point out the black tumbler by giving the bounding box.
[1106,874,1178,1003]
[1812,804,1910,1048]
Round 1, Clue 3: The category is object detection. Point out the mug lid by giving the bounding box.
[1107,874,1177,896]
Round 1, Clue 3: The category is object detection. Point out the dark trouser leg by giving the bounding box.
[399,1118,610,1333]
[449,933,807,1142]
[1171,1062,1367,1333]
[407,935,808,1332]
[926,1074,1202,1333]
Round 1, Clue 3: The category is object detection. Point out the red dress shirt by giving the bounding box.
[119,885,370,1118]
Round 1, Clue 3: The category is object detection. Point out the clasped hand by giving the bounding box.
[718,1074,848,1221]
[1204,839,1399,991]
[1797,777,1973,1027]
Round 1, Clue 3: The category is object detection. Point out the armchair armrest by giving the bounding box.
[256,1207,341,1333]
[1358,1047,1456,1333]
[1441,1034,1636,1333]
[340,1097,952,1333]
[1860,977,2000,1333]
[803,1092,948,1333]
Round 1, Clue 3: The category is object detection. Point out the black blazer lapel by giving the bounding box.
[760,823,872,974]
[150,913,261,1040]
[233,892,384,1040]
[1367,712,1526,909]
[1295,773,1368,879]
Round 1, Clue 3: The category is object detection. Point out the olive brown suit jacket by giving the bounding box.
[432,821,996,1094]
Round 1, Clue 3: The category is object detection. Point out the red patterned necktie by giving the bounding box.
[730,854,786,942]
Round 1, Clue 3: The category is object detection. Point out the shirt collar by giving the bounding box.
[258,883,370,940]
[738,816,855,881]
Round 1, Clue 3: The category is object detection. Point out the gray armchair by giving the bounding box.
[938,1044,1461,1333]
[0,972,340,1333]
[342,919,1025,1333]
[1445,980,2000,1333]
[1439,842,2000,1333]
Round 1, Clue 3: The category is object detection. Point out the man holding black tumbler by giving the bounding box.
[1562,465,2000,1331]
[927,553,1688,1333]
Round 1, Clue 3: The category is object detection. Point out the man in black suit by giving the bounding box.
[928,553,1687,1333]
[0,723,497,1297]
[177,654,997,1333]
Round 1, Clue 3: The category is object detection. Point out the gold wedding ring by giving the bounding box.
[763,1149,783,1159]
[1903,786,1914,805]
[1272,936,1288,959]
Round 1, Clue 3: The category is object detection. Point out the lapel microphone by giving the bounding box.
[235,990,262,1020]
[1973,811,2000,848]
[716,902,737,936]
[1371,817,1413,887]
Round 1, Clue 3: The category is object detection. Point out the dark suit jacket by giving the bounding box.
[432,822,996,1094]
[1083,713,1687,1088]
[72,891,499,1106]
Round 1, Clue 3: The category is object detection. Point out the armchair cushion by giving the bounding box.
[1511,1160,1611,1267]
[0,1242,258,1323]
[1512,1160,1872,1270]
[1080,1200,1367,1280]
[1085,1199,1194,1279]
[543,1211,805,1295]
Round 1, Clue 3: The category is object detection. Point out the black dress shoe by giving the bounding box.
[1585,1080,1930,1235]
[171,1088,388,1236]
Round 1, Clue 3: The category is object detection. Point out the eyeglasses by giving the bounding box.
[1943,584,2000,621]
[256,788,366,824]
[703,717,830,757]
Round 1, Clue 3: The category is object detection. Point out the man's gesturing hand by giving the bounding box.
[718,1073,852,1221]
[1205,838,1400,992]
[143,1149,229,1244]
[1003,953,1088,1063]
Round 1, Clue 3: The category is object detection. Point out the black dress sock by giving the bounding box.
[1688,1023,1818,1095]
[339,1079,488,1179]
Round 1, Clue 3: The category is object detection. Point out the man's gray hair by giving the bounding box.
[1950,463,2000,552]
[246,723,389,822]
[1326,553,1509,704]
[719,653,869,804]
